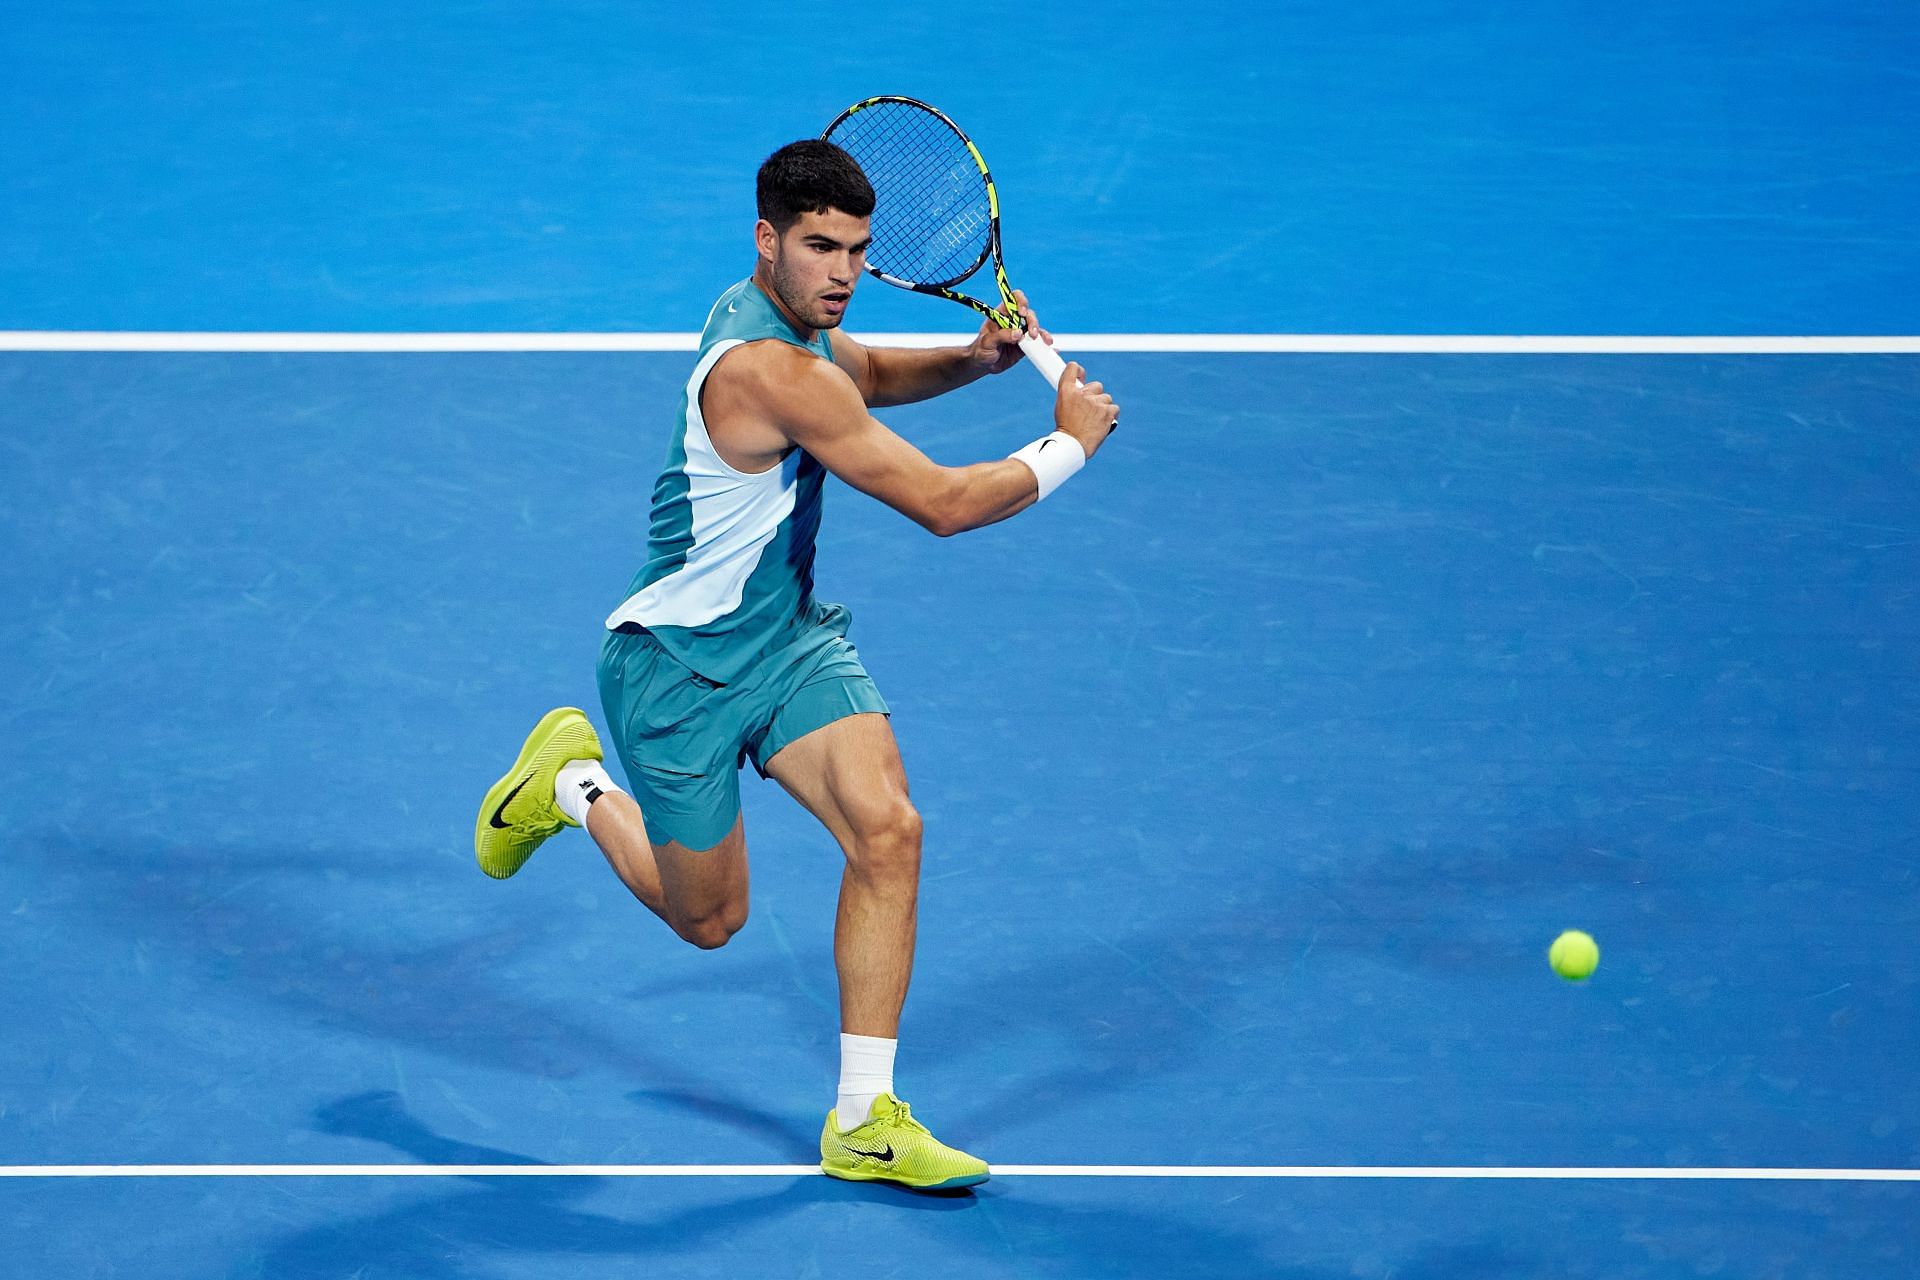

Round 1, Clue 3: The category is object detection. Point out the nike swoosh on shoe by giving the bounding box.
[488,776,532,829]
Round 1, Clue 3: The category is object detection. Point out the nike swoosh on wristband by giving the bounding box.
[488,776,532,829]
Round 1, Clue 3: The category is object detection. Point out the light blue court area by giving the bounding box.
[2,350,1917,1275]
[5,1,1920,335]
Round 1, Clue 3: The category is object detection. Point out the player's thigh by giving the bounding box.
[617,764,752,920]
[598,624,751,911]
[753,635,901,845]
[651,812,749,919]
[762,712,913,849]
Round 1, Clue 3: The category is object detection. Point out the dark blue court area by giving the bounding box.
[5,2,1919,1277]
[4,351,1916,1275]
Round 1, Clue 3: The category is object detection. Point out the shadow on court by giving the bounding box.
[232,1090,1343,1280]
[9,820,1651,1168]
[625,1087,815,1161]
[313,1090,555,1174]
[11,836,838,1158]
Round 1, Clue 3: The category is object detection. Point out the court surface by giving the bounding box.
[3,3,1918,1277]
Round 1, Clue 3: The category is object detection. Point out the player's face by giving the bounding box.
[763,208,870,330]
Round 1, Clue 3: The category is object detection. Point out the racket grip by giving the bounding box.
[1019,332,1119,429]
[1018,332,1071,388]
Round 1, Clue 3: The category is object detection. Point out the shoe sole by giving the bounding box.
[820,1163,990,1191]
[473,706,594,879]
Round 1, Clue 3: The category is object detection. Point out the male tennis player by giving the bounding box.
[473,139,1116,1192]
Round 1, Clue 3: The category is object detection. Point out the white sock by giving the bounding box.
[554,760,620,826]
[836,1033,896,1132]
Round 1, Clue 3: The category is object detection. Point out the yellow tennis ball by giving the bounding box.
[1549,930,1600,980]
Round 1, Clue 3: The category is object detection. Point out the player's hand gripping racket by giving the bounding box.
[823,96,1100,414]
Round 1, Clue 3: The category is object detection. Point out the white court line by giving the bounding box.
[1,1164,1915,1181]
[1,332,1918,354]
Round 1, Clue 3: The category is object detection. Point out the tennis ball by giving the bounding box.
[1549,930,1600,980]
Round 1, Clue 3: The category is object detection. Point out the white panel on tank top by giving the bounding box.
[605,338,800,631]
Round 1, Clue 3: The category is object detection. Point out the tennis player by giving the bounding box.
[473,139,1117,1192]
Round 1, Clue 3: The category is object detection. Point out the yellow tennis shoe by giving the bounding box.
[820,1094,989,1191]
[473,707,603,879]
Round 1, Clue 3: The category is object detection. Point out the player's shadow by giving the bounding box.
[624,1087,817,1161]
[268,1092,796,1278]
[246,1090,991,1279]
[21,833,951,1179]
[312,1089,555,1176]
[246,1091,1366,1280]
[250,1178,1342,1280]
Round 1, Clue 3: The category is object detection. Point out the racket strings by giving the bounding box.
[828,104,992,287]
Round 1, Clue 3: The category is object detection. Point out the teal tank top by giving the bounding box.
[604,278,843,685]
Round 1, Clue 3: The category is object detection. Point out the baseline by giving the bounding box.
[2,332,1918,354]
[3,1164,1915,1181]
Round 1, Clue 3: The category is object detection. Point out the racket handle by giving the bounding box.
[1018,333,1071,388]
[1019,332,1119,429]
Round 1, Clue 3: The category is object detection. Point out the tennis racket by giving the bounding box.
[822,95,1076,393]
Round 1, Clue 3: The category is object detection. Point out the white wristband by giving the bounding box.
[1008,431,1086,502]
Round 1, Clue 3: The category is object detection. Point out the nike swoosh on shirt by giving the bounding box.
[727,301,738,313]
[488,776,531,829]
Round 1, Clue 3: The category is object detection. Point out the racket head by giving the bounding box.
[824,96,1015,322]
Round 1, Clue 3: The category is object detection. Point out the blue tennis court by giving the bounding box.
[4,3,1918,1277]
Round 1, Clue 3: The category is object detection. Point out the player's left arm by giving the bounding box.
[830,291,1054,408]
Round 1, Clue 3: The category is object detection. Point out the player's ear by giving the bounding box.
[755,219,779,264]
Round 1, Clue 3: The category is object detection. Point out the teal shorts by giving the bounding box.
[596,607,889,852]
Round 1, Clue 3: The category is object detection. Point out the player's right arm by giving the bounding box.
[754,345,1117,538]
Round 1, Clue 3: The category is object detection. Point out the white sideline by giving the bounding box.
[1,332,1918,354]
[1,1163,1915,1181]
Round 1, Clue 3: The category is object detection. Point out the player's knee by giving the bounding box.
[670,890,748,949]
[851,799,922,876]
[676,911,742,950]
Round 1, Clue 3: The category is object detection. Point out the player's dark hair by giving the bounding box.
[756,140,874,232]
